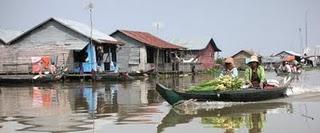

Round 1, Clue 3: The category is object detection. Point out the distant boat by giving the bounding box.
[274,68,302,76]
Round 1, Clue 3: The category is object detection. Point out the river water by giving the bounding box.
[0,70,320,133]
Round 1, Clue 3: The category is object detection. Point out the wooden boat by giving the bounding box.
[64,72,136,81]
[156,83,288,105]
[97,72,135,81]
[274,68,302,76]
[0,74,59,84]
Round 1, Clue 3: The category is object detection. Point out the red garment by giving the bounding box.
[41,56,51,69]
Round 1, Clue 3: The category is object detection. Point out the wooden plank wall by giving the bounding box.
[111,32,148,72]
[0,21,88,74]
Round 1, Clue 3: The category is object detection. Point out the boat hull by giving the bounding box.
[156,83,288,105]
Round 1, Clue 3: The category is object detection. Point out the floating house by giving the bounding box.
[110,30,185,73]
[181,38,221,70]
[273,51,301,62]
[0,18,121,74]
[303,46,320,66]
[232,50,261,68]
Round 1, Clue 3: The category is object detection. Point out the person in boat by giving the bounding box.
[279,61,291,73]
[286,62,293,73]
[220,57,238,78]
[291,60,300,73]
[245,55,266,89]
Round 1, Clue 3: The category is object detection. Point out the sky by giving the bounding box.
[0,0,319,57]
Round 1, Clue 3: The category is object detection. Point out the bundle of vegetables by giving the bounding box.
[187,75,244,92]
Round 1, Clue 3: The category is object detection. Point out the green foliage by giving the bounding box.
[187,75,244,92]
[216,57,224,65]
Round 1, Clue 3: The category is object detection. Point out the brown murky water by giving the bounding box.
[0,71,320,133]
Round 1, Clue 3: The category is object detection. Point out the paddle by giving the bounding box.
[33,75,40,79]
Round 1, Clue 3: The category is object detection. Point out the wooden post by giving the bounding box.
[109,47,112,62]
[155,48,160,73]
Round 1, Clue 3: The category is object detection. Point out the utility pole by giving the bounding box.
[299,28,303,55]
[305,11,308,49]
[88,2,96,80]
[153,22,161,74]
[87,2,95,133]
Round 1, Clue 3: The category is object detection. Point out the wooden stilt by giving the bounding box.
[155,48,160,73]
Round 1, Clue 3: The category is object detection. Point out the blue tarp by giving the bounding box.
[79,43,97,72]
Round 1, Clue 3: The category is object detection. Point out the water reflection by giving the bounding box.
[157,102,292,133]
[0,71,320,133]
[0,80,163,132]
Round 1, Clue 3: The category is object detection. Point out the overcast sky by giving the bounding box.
[0,0,319,56]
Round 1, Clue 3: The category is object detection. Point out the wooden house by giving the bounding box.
[110,30,185,73]
[232,50,261,68]
[273,51,301,62]
[303,46,320,66]
[0,18,121,74]
[181,38,221,70]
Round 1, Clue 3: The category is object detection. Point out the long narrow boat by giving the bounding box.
[156,83,288,105]
[274,69,302,76]
[0,74,59,84]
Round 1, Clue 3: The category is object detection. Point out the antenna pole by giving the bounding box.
[89,4,93,47]
[305,11,308,49]
[299,28,303,55]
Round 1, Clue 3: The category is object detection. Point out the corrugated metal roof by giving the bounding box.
[285,51,301,56]
[54,18,118,44]
[0,29,23,43]
[232,50,261,58]
[112,30,185,49]
[172,39,208,50]
[9,17,120,45]
[172,38,221,51]
[275,51,301,57]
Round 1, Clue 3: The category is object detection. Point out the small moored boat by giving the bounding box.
[0,74,60,85]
